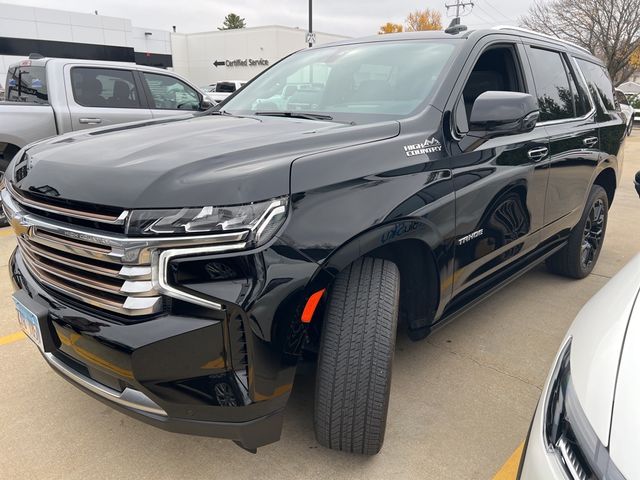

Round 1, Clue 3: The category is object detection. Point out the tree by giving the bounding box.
[219,13,246,30]
[405,9,442,32]
[379,22,404,34]
[520,0,640,84]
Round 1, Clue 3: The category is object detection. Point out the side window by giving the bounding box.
[614,90,629,106]
[456,44,525,133]
[6,65,48,104]
[142,73,201,110]
[527,47,574,122]
[71,68,140,108]
[564,59,592,117]
[575,59,617,118]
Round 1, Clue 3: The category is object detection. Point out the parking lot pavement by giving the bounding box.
[1,132,638,480]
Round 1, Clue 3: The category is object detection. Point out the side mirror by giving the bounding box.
[200,98,214,111]
[469,91,539,138]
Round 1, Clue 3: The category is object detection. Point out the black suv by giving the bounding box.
[2,27,625,455]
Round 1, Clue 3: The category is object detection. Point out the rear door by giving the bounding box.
[575,59,627,175]
[523,44,599,227]
[65,65,153,131]
[138,71,204,118]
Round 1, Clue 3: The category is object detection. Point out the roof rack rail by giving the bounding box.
[492,25,592,55]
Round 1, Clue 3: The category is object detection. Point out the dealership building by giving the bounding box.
[0,2,349,87]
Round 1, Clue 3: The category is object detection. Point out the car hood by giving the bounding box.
[11,114,399,208]
[567,254,640,451]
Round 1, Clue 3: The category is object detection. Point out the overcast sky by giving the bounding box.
[14,0,535,37]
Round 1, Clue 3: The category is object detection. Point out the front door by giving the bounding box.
[447,40,550,296]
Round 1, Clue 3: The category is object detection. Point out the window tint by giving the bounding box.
[527,47,574,122]
[143,73,201,110]
[6,65,48,104]
[576,59,616,118]
[71,68,140,108]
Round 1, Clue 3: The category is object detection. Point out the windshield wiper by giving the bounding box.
[255,111,333,121]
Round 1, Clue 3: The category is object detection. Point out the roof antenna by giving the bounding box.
[445,17,468,34]
[444,0,473,34]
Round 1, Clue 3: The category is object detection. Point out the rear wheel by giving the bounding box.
[546,185,608,279]
[314,257,400,455]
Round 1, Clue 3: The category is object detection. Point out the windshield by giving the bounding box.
[223,40,458,123]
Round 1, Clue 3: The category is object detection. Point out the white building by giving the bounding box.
[171,26,349,86]
[0,2,349,88]
[0,3,172,82]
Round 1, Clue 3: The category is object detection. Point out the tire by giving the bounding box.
[314,257,400,455]
[546,185,609,279]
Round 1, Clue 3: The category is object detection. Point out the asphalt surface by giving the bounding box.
[0,132,638,480]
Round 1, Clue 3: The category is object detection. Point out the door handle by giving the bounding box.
[527,146,548,162]
[79,118,102,125]
[583,136,598,148]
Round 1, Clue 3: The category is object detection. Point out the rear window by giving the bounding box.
[5,65,48,104]
[216,82,237,93]
[71,67,141,108]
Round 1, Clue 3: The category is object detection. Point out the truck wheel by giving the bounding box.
[314,257,399,455]
[546,185,608,279]
[0,170,7,227]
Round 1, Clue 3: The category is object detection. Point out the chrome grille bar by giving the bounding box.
[6,180,128,225]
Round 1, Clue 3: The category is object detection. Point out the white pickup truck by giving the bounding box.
[0,56,212,177]
[0,55,212,225]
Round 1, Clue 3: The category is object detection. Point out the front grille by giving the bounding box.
[17,230,162,317]
[4,181,248,319]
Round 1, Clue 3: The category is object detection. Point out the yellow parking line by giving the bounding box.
[492,442,524,480]
[0,331,26,346]
[0,228,14,237]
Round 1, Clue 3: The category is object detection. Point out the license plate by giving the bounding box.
[13,297,44,351]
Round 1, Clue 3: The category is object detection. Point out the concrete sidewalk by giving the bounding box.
[0,133,638,480]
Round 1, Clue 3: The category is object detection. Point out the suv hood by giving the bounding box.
[608,262,640,479]
[567,254,640,450]
[11,114,399,208]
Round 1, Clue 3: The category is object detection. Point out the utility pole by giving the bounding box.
[445,0,474,20]
[445,0,474,33]
[308,0,313,48]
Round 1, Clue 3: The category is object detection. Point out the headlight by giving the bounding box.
[127,196,288,247]
[544,338,625,480]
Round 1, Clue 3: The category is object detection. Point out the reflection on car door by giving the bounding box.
[523,45,600,227]
[448,40,550,296]
[65,66,153,131]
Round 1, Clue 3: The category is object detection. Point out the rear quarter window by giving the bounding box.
[576,59,617,119]
[5,65,48,104]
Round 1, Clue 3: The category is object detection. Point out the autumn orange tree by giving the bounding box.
[379,8,442,34]
[379,22,404,34]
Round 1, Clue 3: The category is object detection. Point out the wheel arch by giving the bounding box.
[302,220,443,342]
[592,167,616,207]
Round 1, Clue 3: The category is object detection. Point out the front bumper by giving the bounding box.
[9,248,294,451]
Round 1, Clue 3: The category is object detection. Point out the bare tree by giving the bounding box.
[520,0,640,84]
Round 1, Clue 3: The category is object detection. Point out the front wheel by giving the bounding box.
[546,185,608,279]
[0,170,8,227]
[314,257,400,455]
